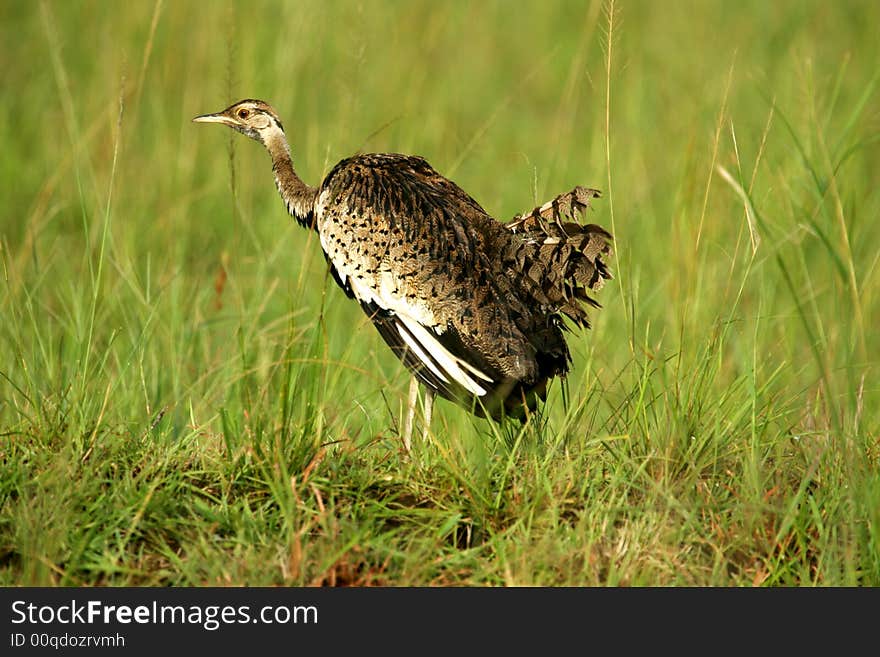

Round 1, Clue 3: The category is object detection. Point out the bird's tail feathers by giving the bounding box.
[505,186,613,327]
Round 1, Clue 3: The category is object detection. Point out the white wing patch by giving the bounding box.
[396,315,491,397]
[395,323,449,385]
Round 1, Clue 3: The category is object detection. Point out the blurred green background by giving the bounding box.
[1,1,878,585]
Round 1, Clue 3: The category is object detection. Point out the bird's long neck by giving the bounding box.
[264,131,317,229]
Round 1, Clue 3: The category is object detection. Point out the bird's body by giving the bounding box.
[194,100,612,443]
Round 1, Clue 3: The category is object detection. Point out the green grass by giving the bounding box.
[2,0,879,586]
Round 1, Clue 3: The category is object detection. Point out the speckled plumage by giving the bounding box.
[194,100,612,421]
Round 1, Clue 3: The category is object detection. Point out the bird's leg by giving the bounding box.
[421,388,435,442]
[402,376,420,452]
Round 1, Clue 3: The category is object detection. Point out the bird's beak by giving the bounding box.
[192,112,234,126]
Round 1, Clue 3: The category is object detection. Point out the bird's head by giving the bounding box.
[192,99,284,144]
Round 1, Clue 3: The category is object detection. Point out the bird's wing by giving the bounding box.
[315,154,522,409]
[360,300,493,401]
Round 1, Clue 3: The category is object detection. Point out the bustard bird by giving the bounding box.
[194,99,612,450]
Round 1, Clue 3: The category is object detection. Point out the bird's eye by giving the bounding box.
[237,109,249,119]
